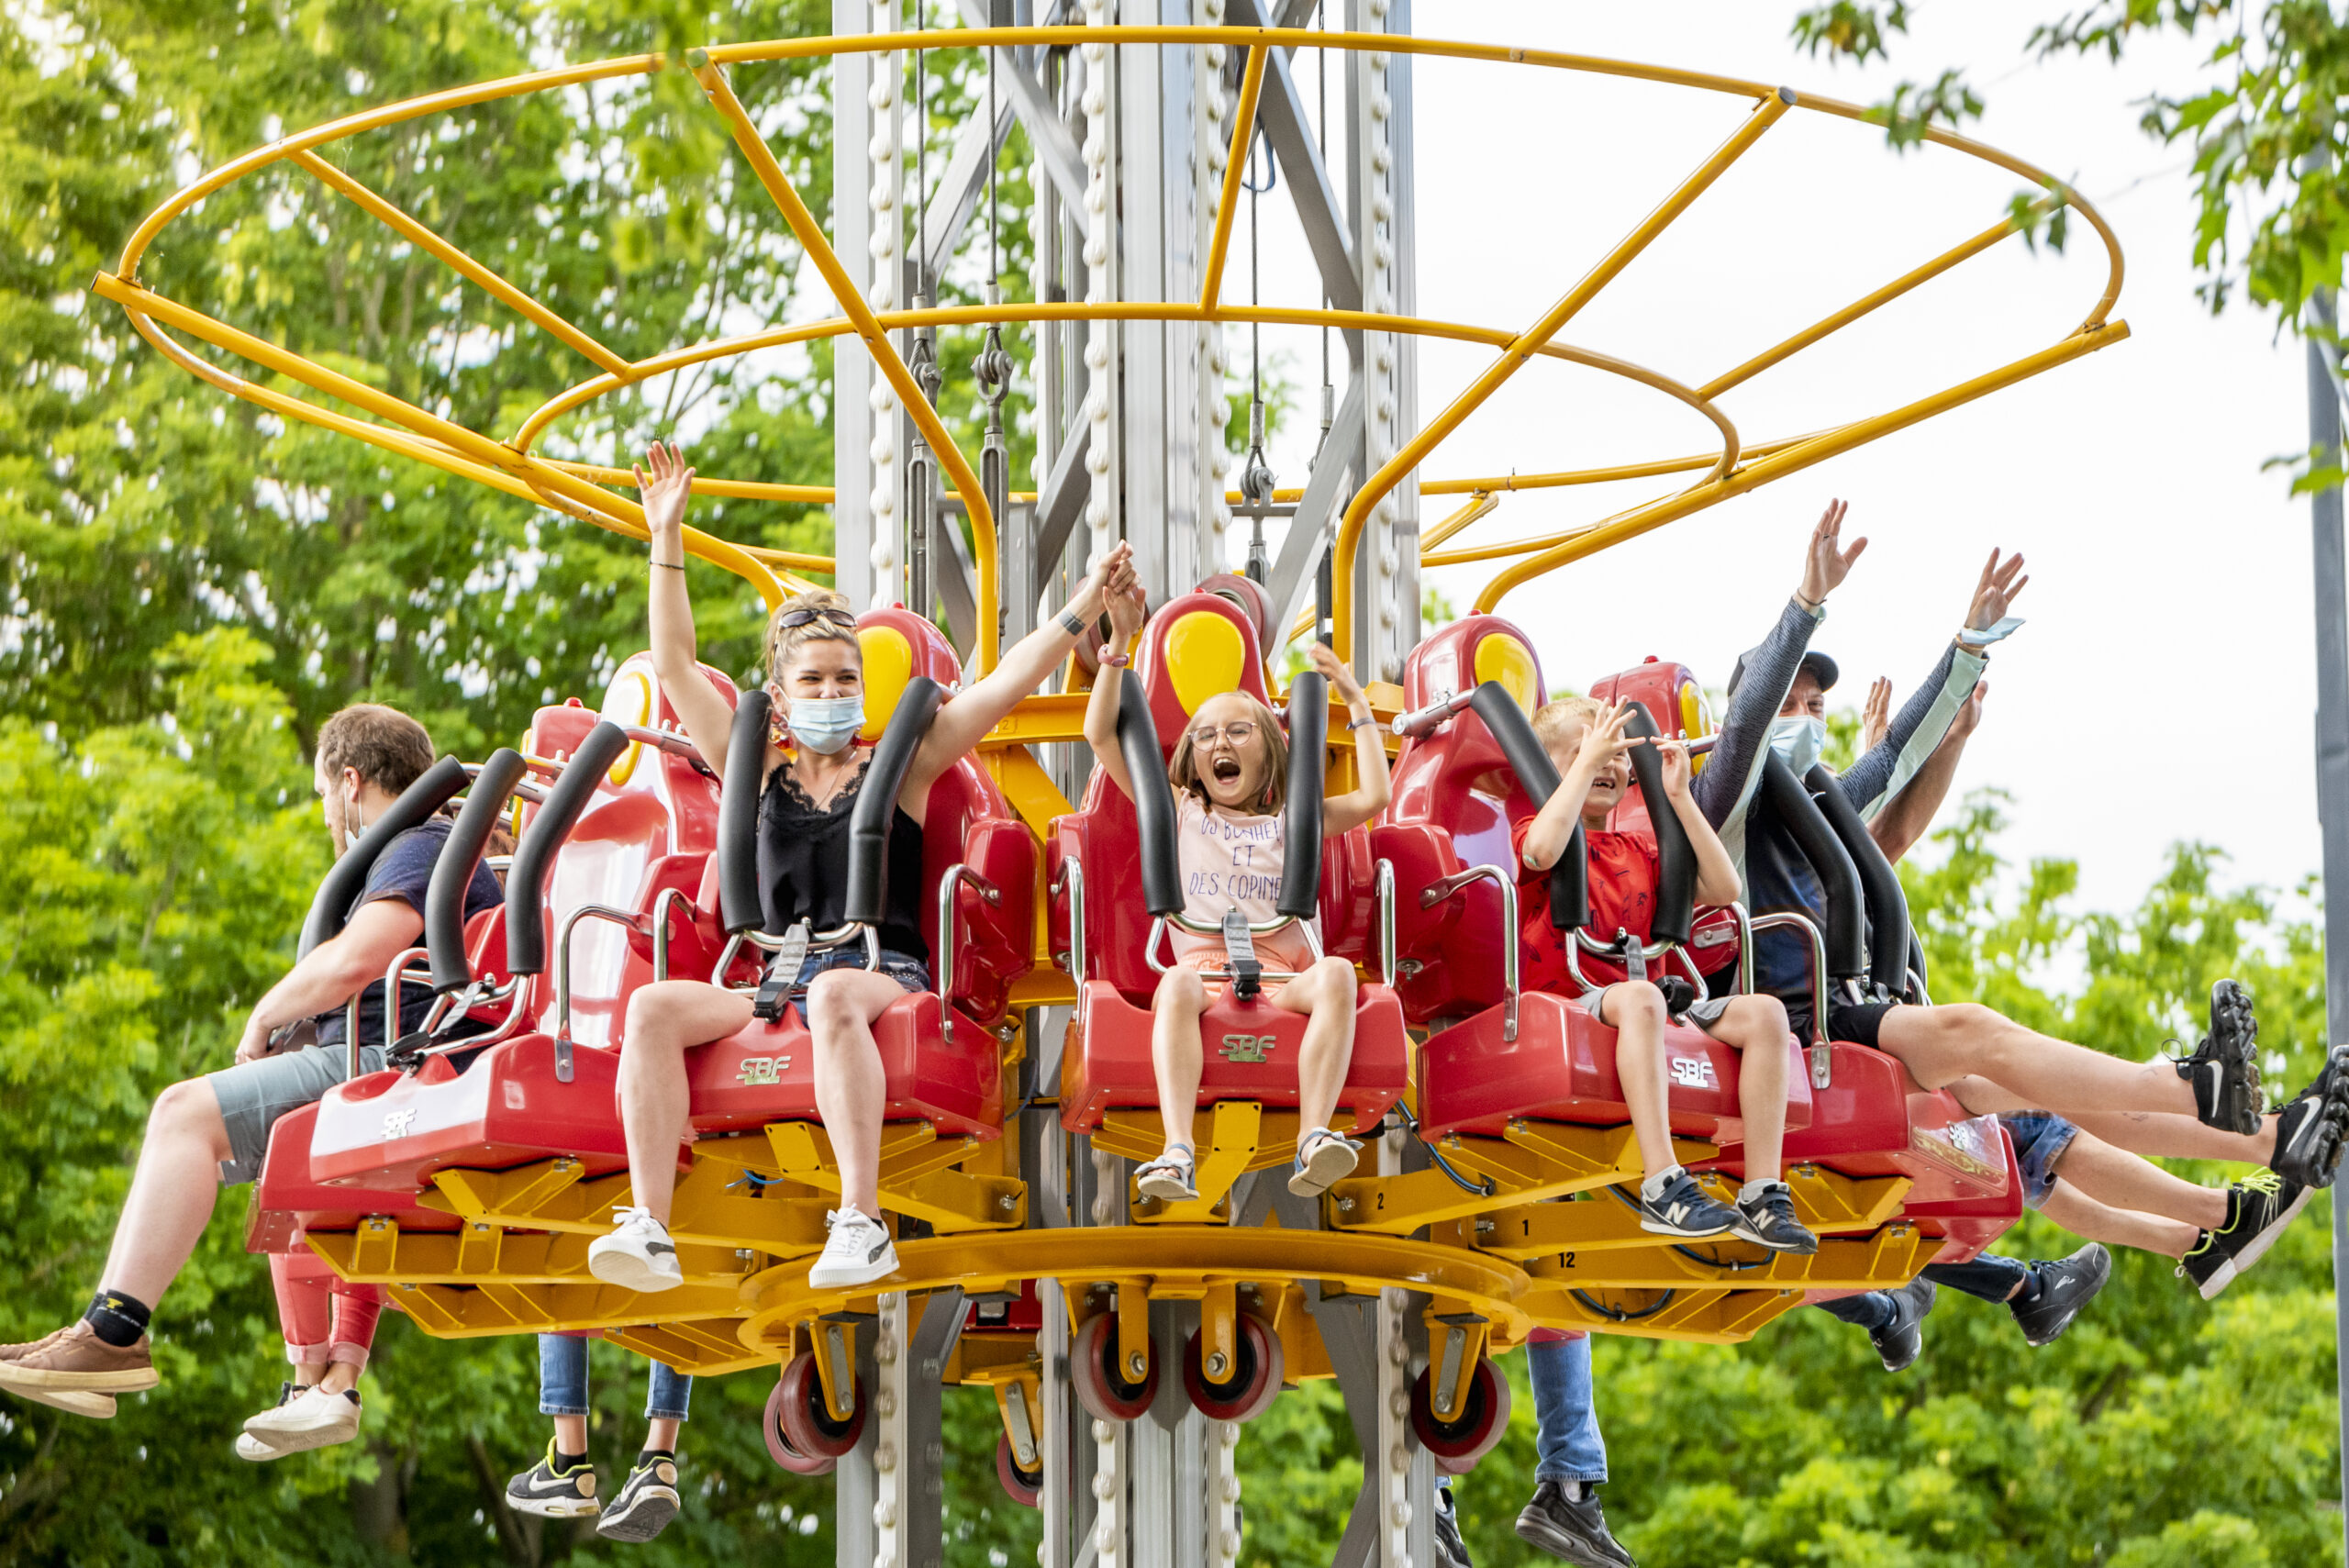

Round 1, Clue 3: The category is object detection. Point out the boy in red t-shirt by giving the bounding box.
[1515,695,1817,1252]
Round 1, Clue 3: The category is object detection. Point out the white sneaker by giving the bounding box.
[241,1385,362,1454]
[587,1207,684,1294]
[807,1207,898,1290]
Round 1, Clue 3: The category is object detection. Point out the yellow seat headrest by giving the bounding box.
[1163,610,1248,717]
[1473,634,1540,715]
[857,625,916,743]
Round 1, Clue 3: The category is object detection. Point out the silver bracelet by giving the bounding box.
[1347,716,1379,732]
[1057,607,1088,638]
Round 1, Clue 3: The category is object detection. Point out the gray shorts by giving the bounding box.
[207,1041,385,1185]
[1582,984,1733,1038]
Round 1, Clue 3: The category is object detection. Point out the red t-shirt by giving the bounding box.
[1511,818,1658,991]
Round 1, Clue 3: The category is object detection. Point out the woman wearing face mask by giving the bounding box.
[587,442,1139,1294]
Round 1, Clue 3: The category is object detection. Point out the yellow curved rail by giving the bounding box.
[98,24,2126,666]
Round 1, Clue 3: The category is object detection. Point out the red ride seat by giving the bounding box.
[1053,591,1408,1134]
[306,656,734,1195]
[1388,617,1809,1146]
[682,606,1035,1140]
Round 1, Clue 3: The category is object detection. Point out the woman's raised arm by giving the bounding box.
[911,542,1138,785]
[640,442,741,783]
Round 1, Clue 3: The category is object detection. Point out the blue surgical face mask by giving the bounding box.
[1769,714,1827,777]
[789,694,866,755]
[341,789,370,848]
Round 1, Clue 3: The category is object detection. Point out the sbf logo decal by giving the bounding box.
[382,1108,417,1140]
[1219,1034,1277,1064]
[1668,1056,1717,1090]
[736,1056,790,1086]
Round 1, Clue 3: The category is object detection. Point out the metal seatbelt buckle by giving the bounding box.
[751,922,813,1022]
[1220,909,1263,1002]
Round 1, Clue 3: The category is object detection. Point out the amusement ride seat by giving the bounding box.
[1050,590,1409,1223]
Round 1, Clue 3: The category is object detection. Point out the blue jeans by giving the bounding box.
[538,1334,693,1422]
[784,946,930,1021]
[1527,1335,1608,1484]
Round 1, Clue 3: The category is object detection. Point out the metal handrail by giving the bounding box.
[1050,859,1087,983]
[936,863,1002,1026]
[1144,913,1324,979]
[365,946,431,1077]
[1748,909,1833,1088]
[709,920,873,993]
[555,904,649,1040]
[1420,864,1520,1042]
[1375,859,1397,989]
[651,887,698,984]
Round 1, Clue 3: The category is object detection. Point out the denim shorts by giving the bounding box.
[208,1041,388,1185]
[2000,1110,2080,1209]
[778,946,930,1021]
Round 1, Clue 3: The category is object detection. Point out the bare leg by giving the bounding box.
[1875,1004,2199,1118]
[2050,1130,2229,1231]
[616,981,755,1225]
[807,968,918,1219]
[1150,967,1208,1158]
[553,1413,589,1456]
[644,1417,682,1452]
[1944,1075,2279,1166]
[2038,1180,2199,1260]
[317,1362,361,1396]
[1603,983,1675,1178]
[1717,995,1791,1184]
[1274,958,1360,1141]
[101,1078,235,1305]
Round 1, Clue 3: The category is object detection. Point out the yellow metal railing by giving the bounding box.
[97,24,2127,667]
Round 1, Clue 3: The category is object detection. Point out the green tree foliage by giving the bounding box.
[1787,1,2349,324]
[2,1,2344,1562]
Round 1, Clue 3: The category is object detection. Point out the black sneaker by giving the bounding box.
[1632,1169,1739,1240]
[1515,1480,1636,1567]
[2270,1046,2349,1189]
[2179,1170,2310,1301]
[597,1451,682,1542]
[507,1438,599,1518]
[1871,1276,1936,1373]
[2009,1243,2110,1347]
[2175,979,2264,1136]
[1729,1183,1819,1254]
[1434,1479,1474,1568]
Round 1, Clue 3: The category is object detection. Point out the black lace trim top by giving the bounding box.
[753,756,929,962]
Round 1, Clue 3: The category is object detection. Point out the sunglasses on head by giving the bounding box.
[775,606,859,631]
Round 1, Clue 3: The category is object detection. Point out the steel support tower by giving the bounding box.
[827,6,1431,1563]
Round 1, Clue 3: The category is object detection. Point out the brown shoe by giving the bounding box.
[0,1383,117,1419]
[0,1320,158,1394]
[0,1326,70,1363]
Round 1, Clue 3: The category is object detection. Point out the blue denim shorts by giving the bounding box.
[1999,1111,2080,1209]
[779,946,930,1021]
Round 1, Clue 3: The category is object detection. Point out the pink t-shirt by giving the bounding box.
[1171,793,1320,972]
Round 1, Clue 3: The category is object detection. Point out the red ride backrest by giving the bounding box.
[1585,657,1740,974]
[856,606,1036,1025]
[527,655,736,1048]
[1378,615,1549,1023]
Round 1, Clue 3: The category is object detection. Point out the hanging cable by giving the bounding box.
[1315,0,1331,454]
[906,16,941,617]
[973,29,1014,629]
[1239,126,1277,583]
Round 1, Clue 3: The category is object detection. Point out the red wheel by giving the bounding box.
[1180,1313,1284,1423]
[1071,1312,1158,1423]
[776,1351,865,1460]
[996,1432,1043,1507]
[1411,1358,1510,1474]
[762,1376,837,1476]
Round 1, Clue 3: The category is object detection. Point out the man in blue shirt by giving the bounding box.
[0,704,500,1413]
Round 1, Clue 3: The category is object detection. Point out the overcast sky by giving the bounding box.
[1235,1,2332,923]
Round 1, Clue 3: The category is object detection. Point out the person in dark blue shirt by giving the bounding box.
[0,704,500,1422]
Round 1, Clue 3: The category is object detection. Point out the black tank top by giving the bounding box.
[755,758,929,963]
